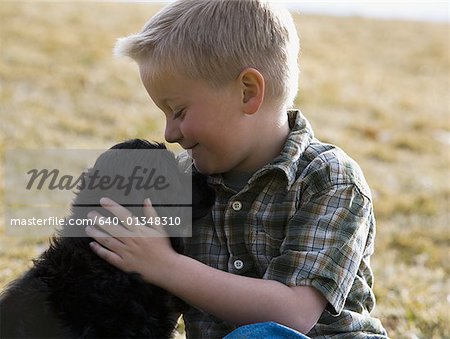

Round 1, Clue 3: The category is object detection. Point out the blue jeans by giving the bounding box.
[223,322,310,339]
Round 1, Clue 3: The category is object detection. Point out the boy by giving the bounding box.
[86,0,388,337]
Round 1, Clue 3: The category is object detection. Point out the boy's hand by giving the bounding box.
[85,197,177,285]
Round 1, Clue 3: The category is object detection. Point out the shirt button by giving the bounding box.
[234,259,244,270]
[232,201,242,211]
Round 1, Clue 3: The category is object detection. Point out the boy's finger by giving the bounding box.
[141,225,167,238]
[88,241,124,269]
[99,197,133,220]
[98,197,140,232]
[142,199,170,237]
[143,198,159,218]
[87,211,131,238]
[85,225,126,252]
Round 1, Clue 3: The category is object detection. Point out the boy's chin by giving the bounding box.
[192,158,221,176]
[193,160,214,175]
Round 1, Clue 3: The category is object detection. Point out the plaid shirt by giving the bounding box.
[178,110,388,338]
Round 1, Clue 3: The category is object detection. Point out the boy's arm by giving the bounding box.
[88,235,326,334]
[86,198,326,334]
[158,251,327,334]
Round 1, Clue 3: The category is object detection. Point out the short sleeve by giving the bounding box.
[262,182,373,315]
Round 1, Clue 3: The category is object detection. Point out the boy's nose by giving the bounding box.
[164,119,183,144]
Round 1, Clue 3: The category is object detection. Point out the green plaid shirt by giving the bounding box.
[178,110,388,338]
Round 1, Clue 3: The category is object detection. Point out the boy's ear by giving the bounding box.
[238,68,265,115]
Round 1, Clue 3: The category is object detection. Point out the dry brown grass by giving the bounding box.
[0,3,449,338]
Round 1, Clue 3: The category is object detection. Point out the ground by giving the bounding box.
[0,3,448,338]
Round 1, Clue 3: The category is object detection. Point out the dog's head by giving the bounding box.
[61,139,214,243]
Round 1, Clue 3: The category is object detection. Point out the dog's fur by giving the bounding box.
[0,139,214,338]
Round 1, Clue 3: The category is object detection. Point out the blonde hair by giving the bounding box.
[115,0,300,107]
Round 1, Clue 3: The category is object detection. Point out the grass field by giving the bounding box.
[0,2,449,338]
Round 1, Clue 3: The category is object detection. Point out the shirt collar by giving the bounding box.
[197,110,314,190]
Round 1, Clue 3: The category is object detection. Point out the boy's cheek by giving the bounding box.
[180,122,202,140]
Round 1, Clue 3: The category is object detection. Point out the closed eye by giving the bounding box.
[173,109,186,120]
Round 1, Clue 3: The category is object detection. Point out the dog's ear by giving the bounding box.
[192,173,215,220]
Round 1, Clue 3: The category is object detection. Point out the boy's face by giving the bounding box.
[139,66,257,175]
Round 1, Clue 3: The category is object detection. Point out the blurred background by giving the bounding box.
[0,1,449,337]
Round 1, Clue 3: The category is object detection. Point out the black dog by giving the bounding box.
[0,139,214,338]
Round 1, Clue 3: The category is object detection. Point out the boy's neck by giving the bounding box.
[255,108,290,168]
[228,106,290,176]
